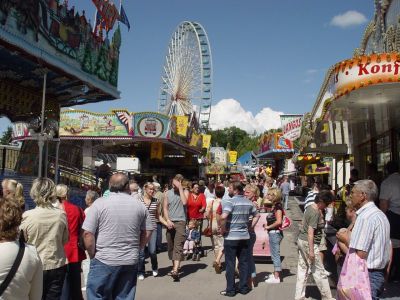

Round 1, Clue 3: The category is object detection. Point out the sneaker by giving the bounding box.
[264,277,280,284]
[138,274,145,281]
[152,270,158,277]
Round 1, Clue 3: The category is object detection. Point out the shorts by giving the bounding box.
[319,231,327,252]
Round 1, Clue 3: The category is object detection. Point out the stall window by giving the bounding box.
[377,134,391,172]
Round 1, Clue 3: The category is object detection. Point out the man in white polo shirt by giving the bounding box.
[82,173,152,300]
[350,180,390,300]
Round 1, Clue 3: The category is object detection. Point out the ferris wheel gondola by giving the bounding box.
[158,21,213,132]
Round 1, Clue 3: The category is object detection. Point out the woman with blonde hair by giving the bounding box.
[138,182,159,280]
[206,185,225,273]
[2,178,24,210]
[20,178,69,300]
[56,184,86,300]
[263,187,283,283]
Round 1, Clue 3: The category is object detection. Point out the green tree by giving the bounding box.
[209,126,260,157]
[0,126,12,145]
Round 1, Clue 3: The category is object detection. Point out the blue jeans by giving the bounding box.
[369,269,385,300]
[156,222,163,250]
[224,239,249,294]
[87,258,138,300]
[283,194,289,210]
[269,231,283,272]
[139,228,158,275]
[247,232,257,278]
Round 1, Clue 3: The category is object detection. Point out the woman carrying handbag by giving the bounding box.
[205,186,225,274]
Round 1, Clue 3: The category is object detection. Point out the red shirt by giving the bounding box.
[216,203,222,215]
[63,201,86,263]
[187,193,206,220]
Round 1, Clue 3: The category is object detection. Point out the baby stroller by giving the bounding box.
[184,219,203,261]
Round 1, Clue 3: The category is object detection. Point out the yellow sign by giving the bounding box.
[228,151,238,164]
[190,133,200,147]
[305,162,330,175]
[176,116,189,136]
[150,142,163,160]
[202,134,211,149]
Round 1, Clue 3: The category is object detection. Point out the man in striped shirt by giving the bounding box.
[349,180,391,300]
[219,181,260,297]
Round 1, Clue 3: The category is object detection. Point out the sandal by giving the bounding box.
[220,290,236,297]
[170,270,180,281]
[214,262,222,274]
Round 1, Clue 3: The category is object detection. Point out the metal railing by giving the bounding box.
[0,145,20,174]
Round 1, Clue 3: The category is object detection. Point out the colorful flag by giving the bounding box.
[228,151,238,164]
[150,142,163,160]
[176,116,188,136]
[92,0,119,31]
[119,4,131,30]
[202,134,211,149]
[190,133,200,147]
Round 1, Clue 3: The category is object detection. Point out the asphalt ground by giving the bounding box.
[84,196,400,300]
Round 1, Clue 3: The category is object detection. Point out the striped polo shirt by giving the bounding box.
[304,190,317,209]
[349,201,390,269]
[222,194,257,240]
[141,197,158,230]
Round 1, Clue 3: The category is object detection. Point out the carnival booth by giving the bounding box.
[257,132,295,177]
[309,0,400,181]
[1,0,124,180]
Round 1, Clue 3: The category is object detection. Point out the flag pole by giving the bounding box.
[93,9,97,33]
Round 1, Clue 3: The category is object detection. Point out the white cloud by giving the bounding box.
[330,10,367,28]
[209,98,283,134]
[306,69,318,74]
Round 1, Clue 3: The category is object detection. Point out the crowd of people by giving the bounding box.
[0,171,293,299]
[0,161,398,299]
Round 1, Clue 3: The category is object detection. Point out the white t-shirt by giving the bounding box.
[380,172,400,215]
[0,241,43,300]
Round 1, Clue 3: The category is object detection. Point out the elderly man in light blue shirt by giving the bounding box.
[349,180,390,300]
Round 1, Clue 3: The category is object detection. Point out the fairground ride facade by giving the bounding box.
[0,0,123,205]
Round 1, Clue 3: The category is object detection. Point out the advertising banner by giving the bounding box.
[134,113,170,138]
[202,134,211,149]
[12,122,31,140]
[259,132,293,153]
[229,151,238,164]
[280,114,303,141]
[60,111,129,137]
[332,53,400,98]
[176,115,189,136]
[305,162,331,175]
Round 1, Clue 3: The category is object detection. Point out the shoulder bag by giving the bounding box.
[279,209,292,230]
[0,234,26,297]
[202,200,214,237]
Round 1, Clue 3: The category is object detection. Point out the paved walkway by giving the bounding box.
[135,197,325,300]
[85,196,400,299]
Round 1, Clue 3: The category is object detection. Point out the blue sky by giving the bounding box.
[1,0,375,134]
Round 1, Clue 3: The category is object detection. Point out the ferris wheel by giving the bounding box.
[158,21,213,132]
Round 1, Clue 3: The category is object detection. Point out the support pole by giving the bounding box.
[38,71,47,178]
[55,140,60,184]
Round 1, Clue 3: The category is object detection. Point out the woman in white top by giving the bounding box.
[0,199,43,300]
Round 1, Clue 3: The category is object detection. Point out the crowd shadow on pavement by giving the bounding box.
[180,263,208,278]
[305,285,337,299]
[157,263,208,279]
